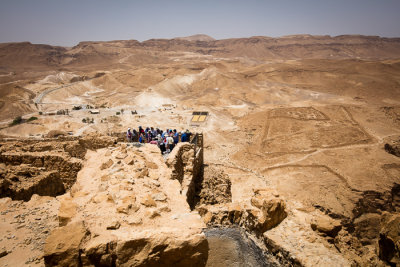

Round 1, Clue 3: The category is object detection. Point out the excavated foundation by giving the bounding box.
[0,134,116,201]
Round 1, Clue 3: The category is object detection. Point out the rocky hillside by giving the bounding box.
[0,42,67,71]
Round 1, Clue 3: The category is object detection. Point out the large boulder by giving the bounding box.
[250,188,287,232]
[44,221,90,267]
[78,232,208,267]
[311,215,342,238]
[115,233,208,267]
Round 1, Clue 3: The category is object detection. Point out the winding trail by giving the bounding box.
[34,83,77,105]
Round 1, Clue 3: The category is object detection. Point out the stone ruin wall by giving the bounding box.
[166,133,204,209]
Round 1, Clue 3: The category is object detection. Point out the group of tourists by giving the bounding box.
[126,126,192,154]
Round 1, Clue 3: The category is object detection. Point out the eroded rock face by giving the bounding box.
[353,213,381,245]
[44,144,209,266]
[378,213,400,266]
[79,231,208,267]
[195,166,232,206]
[324,182,400,266]
[384,137,400,157]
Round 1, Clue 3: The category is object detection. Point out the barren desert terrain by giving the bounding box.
[0,34,400,266]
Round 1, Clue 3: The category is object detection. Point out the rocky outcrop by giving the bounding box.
[353,213,381,245]
[324,182,400,265]
[198,189,287,234]
[250,189,288,233]
[44,144,209,266]
[44,222,208,267]
[348,184,400,246]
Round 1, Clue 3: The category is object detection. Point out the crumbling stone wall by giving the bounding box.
[195,166,232,206]
[166,143,187,184]
[166,133,204,209]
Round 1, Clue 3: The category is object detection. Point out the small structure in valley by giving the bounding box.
[191,111,209,126]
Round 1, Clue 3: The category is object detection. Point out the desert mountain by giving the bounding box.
[174,34,215,42]
[1,35,400,72]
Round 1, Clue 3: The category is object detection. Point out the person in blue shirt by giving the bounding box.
[181,131,187,142]
[173,129,179,144]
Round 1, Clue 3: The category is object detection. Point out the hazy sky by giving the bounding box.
[1,0,399,46]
